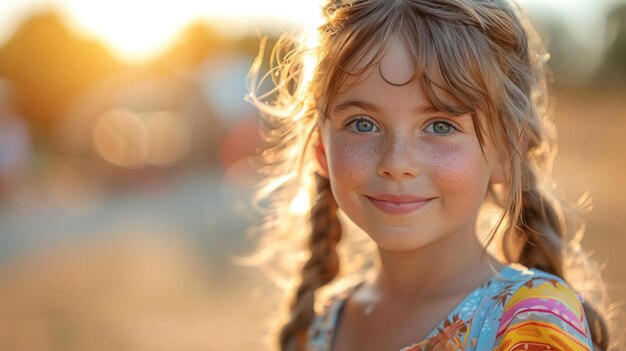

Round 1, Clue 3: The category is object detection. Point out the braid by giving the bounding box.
[516,166,609,349]
[517,169,564,277]
[279,174,342,351]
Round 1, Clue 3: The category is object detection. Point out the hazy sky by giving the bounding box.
[0,0,620,63]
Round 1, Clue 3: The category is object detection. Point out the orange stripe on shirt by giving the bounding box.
[496,321,591,351]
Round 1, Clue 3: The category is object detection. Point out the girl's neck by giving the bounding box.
[373,227,503,300]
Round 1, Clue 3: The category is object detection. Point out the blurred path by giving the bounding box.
[0,166,275,350]
[0,167,254,266]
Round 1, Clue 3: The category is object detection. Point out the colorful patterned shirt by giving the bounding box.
[307,264,593,350]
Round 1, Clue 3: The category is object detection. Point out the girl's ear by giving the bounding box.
[314,132,329,178]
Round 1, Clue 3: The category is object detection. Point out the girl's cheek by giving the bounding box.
[422,140,486,192]
[327,138,376,183]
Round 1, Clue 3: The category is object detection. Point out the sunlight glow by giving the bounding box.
[57,0,325,63]
[61,1,197,63]
[289,188,311,215]
[293,16,324,120]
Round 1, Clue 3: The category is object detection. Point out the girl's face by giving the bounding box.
[317,38,504,252]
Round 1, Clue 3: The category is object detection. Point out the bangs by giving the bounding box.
[318,0,500,124]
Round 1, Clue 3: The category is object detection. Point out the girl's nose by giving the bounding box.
[376,134,420,179]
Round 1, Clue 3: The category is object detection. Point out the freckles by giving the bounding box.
[423,140,484,191]
[328,140,372,184]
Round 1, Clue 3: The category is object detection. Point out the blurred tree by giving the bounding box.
[154,21,225,74]
[0,11,123,148]
[596,3,626,88]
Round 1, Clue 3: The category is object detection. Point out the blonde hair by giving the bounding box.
[247,0,612,349]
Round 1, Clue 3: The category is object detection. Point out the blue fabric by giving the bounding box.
[306,264,593,350]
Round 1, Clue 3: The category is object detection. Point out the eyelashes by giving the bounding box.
[424,121,459,137]
[344,118,380,133]
[343,116,460,137]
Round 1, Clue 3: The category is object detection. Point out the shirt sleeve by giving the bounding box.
[492,275,594,351]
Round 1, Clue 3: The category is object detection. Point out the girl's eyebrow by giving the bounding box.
[332,99,442,115]
[332,99,380,114]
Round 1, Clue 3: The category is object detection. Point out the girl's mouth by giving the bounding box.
[366,194,433,215]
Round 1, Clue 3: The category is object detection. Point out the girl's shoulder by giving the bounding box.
[483,263,594,350]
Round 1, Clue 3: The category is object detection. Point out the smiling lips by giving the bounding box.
[366,194,433,215]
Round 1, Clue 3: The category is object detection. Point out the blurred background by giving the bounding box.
[0,0,623,349]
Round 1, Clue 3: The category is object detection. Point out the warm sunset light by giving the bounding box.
[0,0,624,349]
[61,1,196,63]
[55,0,324,63]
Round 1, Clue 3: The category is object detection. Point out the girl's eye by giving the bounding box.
[425,121,457,136]
[347,118,380,133]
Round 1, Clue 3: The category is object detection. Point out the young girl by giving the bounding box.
[247,0,612,350]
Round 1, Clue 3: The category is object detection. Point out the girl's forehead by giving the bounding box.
[378,37,417,86]
[340,36,421,86]
[333,37,459,109]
